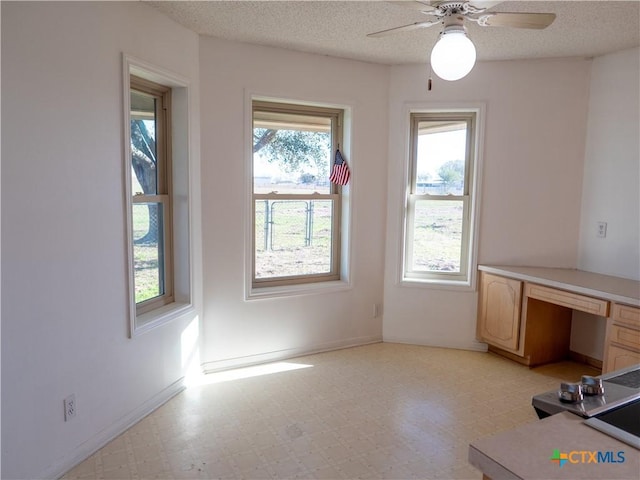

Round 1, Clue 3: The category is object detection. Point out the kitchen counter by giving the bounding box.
[478,265,640,307]
[469,412,640,479]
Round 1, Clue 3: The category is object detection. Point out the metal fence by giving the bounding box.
[255,199,332,252]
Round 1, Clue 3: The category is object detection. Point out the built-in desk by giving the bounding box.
[468,412,640,479]
[476,266,640,371]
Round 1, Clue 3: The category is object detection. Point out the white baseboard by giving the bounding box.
[46,377,185,480]
[383,335,488,352]
[202,335,382,373]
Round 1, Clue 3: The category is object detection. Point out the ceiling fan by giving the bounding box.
[368,1,556,81]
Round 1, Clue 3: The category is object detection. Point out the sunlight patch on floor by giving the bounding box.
[185,361,313,387]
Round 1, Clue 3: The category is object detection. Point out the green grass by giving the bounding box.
[253,198,463,278]
[411,200,463,272]
[132,198,463,291]
[132,205,161,303]
[255,199,333,278]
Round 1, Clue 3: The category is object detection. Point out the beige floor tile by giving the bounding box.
[135,457,169,477]
[63,343,593,480]
[100,464,134,480]
[296,451,332,471]
[99,450,130,471]
[310,464,343,479]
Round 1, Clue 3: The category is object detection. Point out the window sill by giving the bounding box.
[247,279,352,300]
[400,277,475,292]
[132,301,194,337]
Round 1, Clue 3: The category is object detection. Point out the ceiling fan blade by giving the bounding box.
[477,12,556,29]
[367,20,440,38]
[387,1,437,13]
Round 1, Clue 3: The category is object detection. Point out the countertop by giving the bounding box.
[469,411,640,479]
[479,265,640,307]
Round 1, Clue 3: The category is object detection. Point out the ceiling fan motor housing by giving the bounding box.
[435,2,473,33]
[440,13,466,33]
[437,2,467,12]
[434,1,486,15]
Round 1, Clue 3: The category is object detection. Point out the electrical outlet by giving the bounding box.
[597,221,607,238]
[64,394,76,421]
[372,303,381,318]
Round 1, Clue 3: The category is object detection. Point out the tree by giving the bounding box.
[438,159,464,192]
[131,120,159,244]
[253,128,330,179]
[130,125,329,244]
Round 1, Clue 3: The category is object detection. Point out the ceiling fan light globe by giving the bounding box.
[430,31,477,81]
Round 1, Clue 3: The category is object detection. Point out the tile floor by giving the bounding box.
[62,343,598,479]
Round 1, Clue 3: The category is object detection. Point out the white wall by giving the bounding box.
[578,47,640,281]
[198,37,388,370]
[571,46,640,359]
[383,59,592,348]
[1,3,202,479]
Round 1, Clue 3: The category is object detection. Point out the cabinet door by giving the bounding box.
[605,344,640,372]
[603,304,640,373]
[612,303,640,330]
[478,273,523,351]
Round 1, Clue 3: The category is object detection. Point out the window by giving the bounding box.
[252,101,344,288]
[129,76,174,314]
[124,55,194,336]
[403,110,480,285]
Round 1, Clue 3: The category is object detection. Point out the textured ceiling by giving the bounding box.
[146,1,640,65]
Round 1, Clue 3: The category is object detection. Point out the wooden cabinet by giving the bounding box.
[477,273,522,352]
[525,283,610,316]
[477,266,639,370]
[611,303,640,329]
[477,272,578,366]
[603,303,640,374]
[605,344,640,372]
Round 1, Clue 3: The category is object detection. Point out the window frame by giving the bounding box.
[130,75,175,315]
[123,54,195,337]
[402,106,484,288]
[251,100,344,290]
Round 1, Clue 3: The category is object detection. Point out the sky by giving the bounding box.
[417,129,466,179]
[251,127,467,181]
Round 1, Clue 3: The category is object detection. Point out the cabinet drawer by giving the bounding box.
[525,283,609,316]
[609,324,640,351]
[612,303,640,330]
[605,343,640,372]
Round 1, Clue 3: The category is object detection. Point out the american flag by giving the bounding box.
[329,149,350,186]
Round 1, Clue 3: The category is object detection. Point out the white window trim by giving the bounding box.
[398,102,485,292]
[244,91,354,300]
[123,54,195,336]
